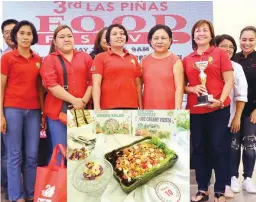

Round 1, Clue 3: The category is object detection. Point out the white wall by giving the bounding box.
[1,0,256,50]
[214,0,256,51]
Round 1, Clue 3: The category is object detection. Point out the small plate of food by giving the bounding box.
[71,157,113,195]
[68,147,89,161]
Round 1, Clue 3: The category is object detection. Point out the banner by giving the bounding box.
[3,1,213,58]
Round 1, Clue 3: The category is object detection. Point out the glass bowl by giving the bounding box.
[71,157,113,196]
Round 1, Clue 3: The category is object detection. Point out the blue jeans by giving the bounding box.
[47,117,67,164]
[1,134,8,191]
[230,116,256,179]
[3,107,41,201]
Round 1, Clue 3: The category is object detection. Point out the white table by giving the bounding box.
[68,132,190,202]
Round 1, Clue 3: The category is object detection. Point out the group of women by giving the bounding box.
[0,18,255,202]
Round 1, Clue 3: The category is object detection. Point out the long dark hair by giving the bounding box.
[90,27,108,59]
[49,25,73,54]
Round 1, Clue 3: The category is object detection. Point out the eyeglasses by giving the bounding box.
[219,44,235,50]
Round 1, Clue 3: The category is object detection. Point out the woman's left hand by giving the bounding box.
[207,99,221,108]
[250,109,256,124]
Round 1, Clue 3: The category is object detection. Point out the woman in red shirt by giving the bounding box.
[142,24,184,109]
[1,20,43,202]
[183,20,234,202]
[40,25,92,162]
[91,24,142,110]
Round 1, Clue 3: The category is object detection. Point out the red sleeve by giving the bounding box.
[133,55,142,77]
[220,49,233,72]
[40,55,60,88]
[91,54,104,75]
[86,54,93,86]
[1,54,10,76]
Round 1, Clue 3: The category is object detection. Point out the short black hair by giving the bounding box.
[1,19,18,33]
[105,24,128,44]
[148,24,173,46]
[215,34,237,60]
[11,20,38,46]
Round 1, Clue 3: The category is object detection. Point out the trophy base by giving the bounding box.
[194,95,213,107]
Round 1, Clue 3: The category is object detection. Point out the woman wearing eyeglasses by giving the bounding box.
[215,34,248,197]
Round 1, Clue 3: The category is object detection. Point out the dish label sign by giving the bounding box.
[155,181,181,202]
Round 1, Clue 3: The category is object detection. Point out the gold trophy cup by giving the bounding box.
[194,61,213,107]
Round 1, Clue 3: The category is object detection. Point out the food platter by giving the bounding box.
[105,137,178,193]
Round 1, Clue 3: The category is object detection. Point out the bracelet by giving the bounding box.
[218,100,224,109]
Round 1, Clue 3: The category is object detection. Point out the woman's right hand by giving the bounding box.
[71,98,84,110]
[1,115,7,134]
[192,85,207,96]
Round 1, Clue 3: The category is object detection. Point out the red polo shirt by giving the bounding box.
[1,49,41,109]
[40,49,92,120]
[183,46,233,114]
[91,49,142,109]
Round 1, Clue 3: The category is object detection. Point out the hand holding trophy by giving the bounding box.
[194,61,213,107]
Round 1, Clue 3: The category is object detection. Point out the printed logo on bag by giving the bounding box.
[155,181,181,202]
[42,185,55,198]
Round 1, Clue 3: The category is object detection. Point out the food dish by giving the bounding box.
[72,158,113,195]
[115,142,166,183]
[105,137,178,193]
[69,147,89,160]
[83,161,104,180]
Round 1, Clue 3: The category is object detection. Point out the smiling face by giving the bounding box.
[193,23,212,47]
[109,27,126,48]
[151,29,172,53]
[16,25,33,48]
[100,30,108,51]
[54,28,74,53]
[240,30,256,55]
[3,23,16,48]
[218,39,235,59]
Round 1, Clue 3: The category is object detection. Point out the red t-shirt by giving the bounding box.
[183,46,233,114]
[142,53,179,109]
[1,49,42,109]
[91,49,142,109]
[40,49,92,120]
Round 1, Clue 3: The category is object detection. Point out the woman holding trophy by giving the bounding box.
[183,20,234,202]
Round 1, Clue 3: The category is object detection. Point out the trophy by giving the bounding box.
[194,61,213,107]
